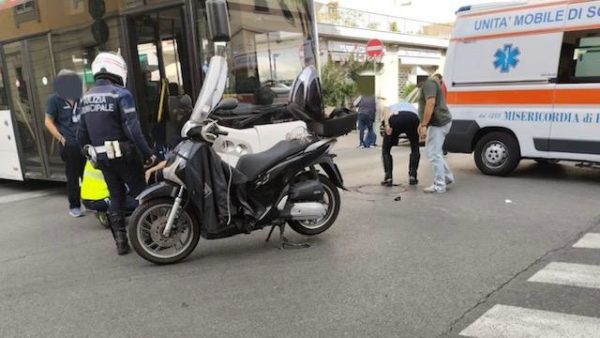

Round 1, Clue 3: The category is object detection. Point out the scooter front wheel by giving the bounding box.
[129,198,200,265]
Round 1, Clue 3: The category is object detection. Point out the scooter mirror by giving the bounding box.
[206,0,231,43]
[214,98,238,111]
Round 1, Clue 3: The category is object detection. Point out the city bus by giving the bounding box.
[0,0,318,181]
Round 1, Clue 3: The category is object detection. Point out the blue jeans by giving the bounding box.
[426,122,454,189]
[358,115,376,147]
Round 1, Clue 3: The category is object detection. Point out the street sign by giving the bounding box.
[366,39,385,58]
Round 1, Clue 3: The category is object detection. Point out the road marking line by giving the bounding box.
[460,304,600,338]
[528,262,600,290]
[0,190,56,205]
[573,233,600,249]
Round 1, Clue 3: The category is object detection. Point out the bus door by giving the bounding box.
[0,45,23,180]
[2,37,58,180]
[125,5,194,149]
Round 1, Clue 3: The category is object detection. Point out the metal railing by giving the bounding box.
[317,6,453,39]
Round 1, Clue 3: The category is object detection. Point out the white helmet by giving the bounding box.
[92,52,127,85]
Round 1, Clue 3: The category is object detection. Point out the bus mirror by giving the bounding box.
[206,0,231,43]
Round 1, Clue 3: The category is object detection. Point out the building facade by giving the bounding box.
[315,1,451,108]
[0,0,317,180]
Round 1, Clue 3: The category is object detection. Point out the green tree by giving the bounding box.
[321,61,348,107]
[321,54,374,108]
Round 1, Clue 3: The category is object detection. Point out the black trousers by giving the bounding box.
[98,154,146,217]
[382,112,421,179]
[82,196,138,214]
[62,142,86,209]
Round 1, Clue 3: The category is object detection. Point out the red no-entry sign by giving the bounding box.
[366,39,385,58]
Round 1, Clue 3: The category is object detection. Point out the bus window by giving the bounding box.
[558,30,600,83]
[197,0,316,105]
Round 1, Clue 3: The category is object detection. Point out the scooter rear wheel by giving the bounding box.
[129,198,200,265]
[288,175,340,236]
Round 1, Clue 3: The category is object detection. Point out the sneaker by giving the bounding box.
[69,207,83,218]
[423,185,446,194]
[446,178,454,185]
[409,176,418,186]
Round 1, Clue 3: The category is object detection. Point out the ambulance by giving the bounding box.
[444,0,600,175]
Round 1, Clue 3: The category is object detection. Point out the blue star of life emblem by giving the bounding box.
[494,44,520,73]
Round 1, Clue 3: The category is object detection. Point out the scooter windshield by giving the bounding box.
[189,55,228,123]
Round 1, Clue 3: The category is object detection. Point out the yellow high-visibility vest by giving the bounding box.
[81,161,109,201]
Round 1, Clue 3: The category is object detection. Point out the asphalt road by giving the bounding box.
[1,133,600,337]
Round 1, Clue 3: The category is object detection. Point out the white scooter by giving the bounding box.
[212,119,307,167]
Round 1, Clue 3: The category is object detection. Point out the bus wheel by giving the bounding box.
[474,132,520,176]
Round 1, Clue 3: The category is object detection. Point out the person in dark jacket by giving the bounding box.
[354,95,377,148]
[77,52,157,255]
[44,69,86,217]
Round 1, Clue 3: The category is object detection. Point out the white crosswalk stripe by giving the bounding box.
[573,233,600,249]
[460,305,600,338]
[460,233,600,337]
[528,262,600,290]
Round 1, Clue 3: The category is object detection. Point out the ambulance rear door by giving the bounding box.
[548,1,600,162]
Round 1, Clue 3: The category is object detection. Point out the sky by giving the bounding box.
[316,0,503,23]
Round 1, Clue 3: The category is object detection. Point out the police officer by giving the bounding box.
[77,52,156,255]
[381,101,421,187]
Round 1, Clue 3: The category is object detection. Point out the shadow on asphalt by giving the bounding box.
[178,233,331,266]
[0,179,64,191]
[507,162,600,183]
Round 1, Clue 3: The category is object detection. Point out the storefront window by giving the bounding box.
[119,0,174,9]
[197,0,317,104]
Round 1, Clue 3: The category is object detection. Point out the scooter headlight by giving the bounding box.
[236,144,249,155]
[223,140,235,153]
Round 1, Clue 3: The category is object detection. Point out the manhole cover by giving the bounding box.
[351,184,408,196]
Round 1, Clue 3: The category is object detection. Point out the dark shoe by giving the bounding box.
[380,178,393,187]
[409,176,418,185]
[114,231,130,255]
[96,211,110,229]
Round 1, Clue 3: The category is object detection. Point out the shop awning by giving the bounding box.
[0,0,25,11]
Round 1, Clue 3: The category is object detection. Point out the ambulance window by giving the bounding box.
[558,30,600,83]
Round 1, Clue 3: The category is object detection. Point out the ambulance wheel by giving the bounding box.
[474,132,520,176]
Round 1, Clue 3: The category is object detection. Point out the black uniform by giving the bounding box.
[382,103,421,185]
[77,79,152,254]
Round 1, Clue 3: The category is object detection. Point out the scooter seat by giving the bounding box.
[236,140,307,180]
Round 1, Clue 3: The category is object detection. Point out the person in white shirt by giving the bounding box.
[381,101,421,186]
